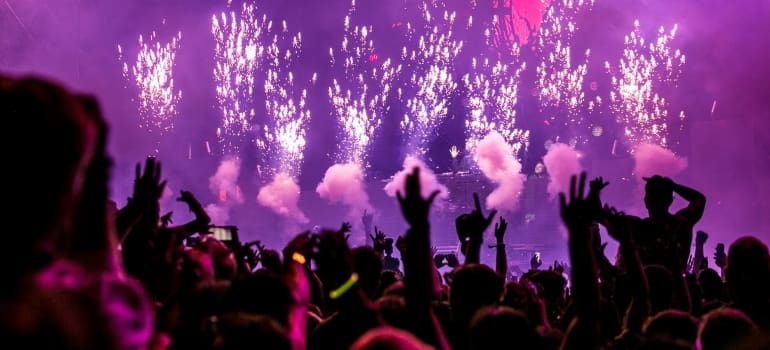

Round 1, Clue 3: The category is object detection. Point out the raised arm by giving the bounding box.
[176,190,211,235]
[671,179,707,223]
[692,231,708,274]
[397,167,450,350]
[559,173,600,350]
[456,193,497,265]
[283,233,313,350]
[604,207,650,334]
[493,217,508,277]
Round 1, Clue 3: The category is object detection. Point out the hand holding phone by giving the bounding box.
[714,243,726,268]
[208,225,240,249]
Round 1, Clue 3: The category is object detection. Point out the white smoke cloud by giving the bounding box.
[208,157,244,204]
[316,162,373,219]
[543,143,583,199]
[475,131,526,213]
[384,155,449,200]
[202,157,244,226]
[632,143,688,181]
[257,172,309,224]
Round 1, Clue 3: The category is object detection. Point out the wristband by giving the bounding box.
[291,252,306,265]
[329,273,359,300]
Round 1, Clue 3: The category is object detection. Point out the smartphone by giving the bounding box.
[208,225,240,247]
[716,243,725,252]
[210,226,233,241]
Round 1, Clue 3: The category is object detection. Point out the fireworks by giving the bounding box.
[212,2,265,154]
[399,2,464,156]
[606,20,685,148]
[328,0,402,168]
[534,0,595,144]
[256,20,310,180]
[118,30,182,136]
[212,3,310,178]
[463,46,529,160]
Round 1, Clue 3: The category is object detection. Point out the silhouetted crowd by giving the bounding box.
[2,75,769,349]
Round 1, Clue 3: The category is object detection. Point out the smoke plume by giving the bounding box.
[316,162,373,219]
[209,157,244,204]
[543,143,583,199]
[258,172,309,224]
[475,131,526,213]
[384,155,449,200]
[202,157,244,226]
[632,143,688,180]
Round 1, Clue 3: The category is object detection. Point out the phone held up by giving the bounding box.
[185,225,241,250]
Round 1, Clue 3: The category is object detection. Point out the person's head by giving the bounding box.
[224,270,292,326]
[529,270,567,310]
[644,176,674,217]
[0,76,99,271]
[259,249,283,273]
[449,264,504,322]
[469,306,541,350]
[643,309,699,346]
[353,246,384,300]
[501,281,545,326]
[172,280,231,349]
[375,295,407,329]
[697,268,723,301]
[183,237,237,285]
[375,269,402,300]
[697,308,759,350]
[216,312,291,350]
[725,236,770,304]
[350,326,434,350]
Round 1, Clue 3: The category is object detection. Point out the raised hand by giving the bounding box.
[494,217,508,243]
[696,231,708,245]
[589,177,609,192]
[714,243,726,269]
[397,167,440,227]
[160,212,173,227]
[177,190,196,204]
[456,193,497,244]
[687,255,695,273]
[369,226,387,252]
[133,156,166,203]
[339,221,352,235]
[559,172,592,232]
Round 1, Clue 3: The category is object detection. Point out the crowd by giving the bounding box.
[1,75,768,349]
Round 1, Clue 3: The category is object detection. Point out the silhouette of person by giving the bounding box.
[612,176,706,272]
